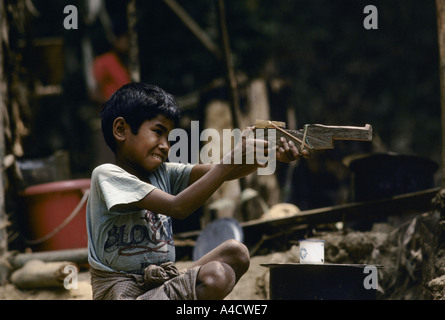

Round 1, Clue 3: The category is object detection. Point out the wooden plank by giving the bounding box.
[174,188,440,243]
[241,187,440,233]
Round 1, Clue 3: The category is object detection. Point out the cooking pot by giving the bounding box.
[262,263,378,300]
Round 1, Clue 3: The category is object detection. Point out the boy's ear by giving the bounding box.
[113,117,127,141]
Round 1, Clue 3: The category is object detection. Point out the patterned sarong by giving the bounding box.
[90,262,201,300]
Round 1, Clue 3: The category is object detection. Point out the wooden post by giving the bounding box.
[163,0,221,59]
[216,0,241,130]
[436,0,445,189]
[0,0,8,285]
[216,0,246,195]
[127,0,140,82]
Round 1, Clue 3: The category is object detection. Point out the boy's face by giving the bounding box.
[119,114,174,174]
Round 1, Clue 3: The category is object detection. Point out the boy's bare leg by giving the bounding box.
[191,239,250,300]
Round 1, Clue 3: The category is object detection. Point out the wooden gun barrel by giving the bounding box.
[254,120,372,151]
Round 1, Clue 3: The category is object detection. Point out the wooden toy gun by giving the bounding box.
[254,119,372,152]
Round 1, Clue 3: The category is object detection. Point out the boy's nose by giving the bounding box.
[159,137,170,150]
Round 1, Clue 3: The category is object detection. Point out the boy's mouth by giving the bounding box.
[152,153,164,162]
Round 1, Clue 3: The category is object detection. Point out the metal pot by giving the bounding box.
[262,263,377,300]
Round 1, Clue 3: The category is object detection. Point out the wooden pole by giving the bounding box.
[127,0,140,82]
[0,0,8,286]
[163,0,221,59]
[8,248,88,270]
[216,0,241,130]
[216,0,246,197]
[436,0,445,189]
[215,0,250,221]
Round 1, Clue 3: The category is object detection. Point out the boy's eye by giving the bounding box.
[153,129,162,135]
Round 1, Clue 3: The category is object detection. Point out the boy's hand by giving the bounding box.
[221,127,269,168]
[276,137,310,162]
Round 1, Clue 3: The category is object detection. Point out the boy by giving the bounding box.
[87,83,307,300]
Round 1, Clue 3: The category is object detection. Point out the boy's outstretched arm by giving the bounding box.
[135,163,240,220]
[188,136,308,185]
[132,133,267,220]
[132,134,307,220]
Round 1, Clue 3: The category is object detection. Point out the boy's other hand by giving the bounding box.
[276,137,310,162]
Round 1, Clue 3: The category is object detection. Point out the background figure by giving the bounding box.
[92,21,130,103]
[90,21,130,167]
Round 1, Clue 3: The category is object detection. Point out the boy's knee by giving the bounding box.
[209,261,234,286]
[223,239,250,273]
[198,261,235,299]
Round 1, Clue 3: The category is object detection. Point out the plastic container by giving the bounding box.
[19,179,91,251]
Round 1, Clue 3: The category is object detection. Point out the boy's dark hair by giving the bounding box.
[100,83,181,153]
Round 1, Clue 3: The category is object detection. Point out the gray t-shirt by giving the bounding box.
[86,162,194,274]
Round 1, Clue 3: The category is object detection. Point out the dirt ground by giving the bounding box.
[1,211,445,300]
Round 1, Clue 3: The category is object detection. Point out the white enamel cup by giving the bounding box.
[299,239,325,264]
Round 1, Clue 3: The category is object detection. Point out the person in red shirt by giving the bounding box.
[92,23,131,103]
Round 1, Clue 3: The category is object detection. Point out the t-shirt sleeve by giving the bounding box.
[165,162,195,195]
[94,164,156,213]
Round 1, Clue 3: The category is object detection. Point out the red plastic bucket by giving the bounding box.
[19,179,91,251]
